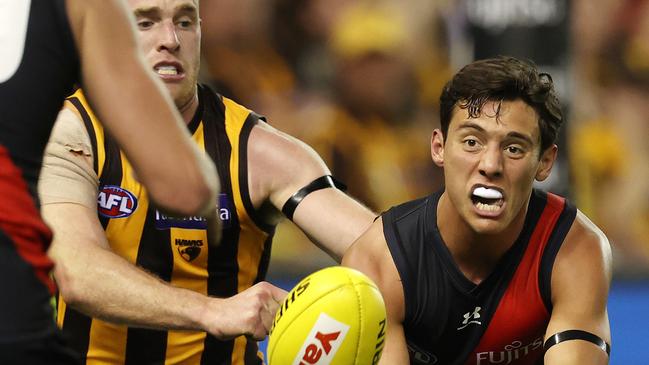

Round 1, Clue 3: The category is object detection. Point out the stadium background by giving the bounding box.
[197,0,649,362]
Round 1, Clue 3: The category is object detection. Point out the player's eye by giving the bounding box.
[137,20,154,30]
[505,145,525,157]
[462,138,481,151]
[177,18,194,29]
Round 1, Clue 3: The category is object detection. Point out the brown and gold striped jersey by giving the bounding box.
[58,85,274,365]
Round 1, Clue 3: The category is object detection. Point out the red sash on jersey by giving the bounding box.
[465,194,566,365]
[0,146,55,294]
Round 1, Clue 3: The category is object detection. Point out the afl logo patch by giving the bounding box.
[97,185,138,218]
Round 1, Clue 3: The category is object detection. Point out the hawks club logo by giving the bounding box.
[175,239,204,262]
[97,185,138,218]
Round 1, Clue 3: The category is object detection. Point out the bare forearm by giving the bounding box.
[43,203,209,331]
[377,324,410,364]
[45,203,286,340]
[52,238,208,331]
[247,123,375,261]
[294,190,375,262]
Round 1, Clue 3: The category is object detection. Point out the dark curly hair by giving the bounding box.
[439,56,563,153]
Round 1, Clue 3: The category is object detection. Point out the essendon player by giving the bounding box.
[343,57,612,365]
[0,0,221,362]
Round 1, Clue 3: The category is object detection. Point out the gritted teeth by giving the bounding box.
[475,202,501,212]
[472,187,503,199]
[156,65,178,75]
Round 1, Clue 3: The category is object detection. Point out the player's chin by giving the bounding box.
[468,217,508,235]
[169,85,194,107]
[165,82,185,95]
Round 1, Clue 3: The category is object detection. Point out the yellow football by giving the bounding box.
[268,266,387,365]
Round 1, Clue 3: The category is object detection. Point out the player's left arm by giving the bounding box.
[544,210,613,364]
[247,121,375,262]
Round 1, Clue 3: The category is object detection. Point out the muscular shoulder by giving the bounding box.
[550,210,612,308]
[343,218,405,322]
[343,219,390,280]
[554,211,612,284]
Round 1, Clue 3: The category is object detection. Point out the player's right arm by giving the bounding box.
[64,0,218,217]
[342,218,410,364]
[40,108,286,341]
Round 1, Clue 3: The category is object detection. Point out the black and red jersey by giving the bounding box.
[0,0,79,199]
[0,0,79,341]
[383,189,576,365]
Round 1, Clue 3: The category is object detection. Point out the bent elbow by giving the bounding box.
[150,172,219,217]
[53,263,85,308]
[178,176,218,216]
[141,145,219,216]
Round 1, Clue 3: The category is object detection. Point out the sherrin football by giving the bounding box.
[268,266,387,365]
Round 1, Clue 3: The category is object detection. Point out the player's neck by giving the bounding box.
[437,193,527,284]
[177,92,199,125]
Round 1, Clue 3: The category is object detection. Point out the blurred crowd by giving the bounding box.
[570,0,649,277]
[197,0,649,278]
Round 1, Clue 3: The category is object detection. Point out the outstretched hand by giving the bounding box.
[203,282,287,341]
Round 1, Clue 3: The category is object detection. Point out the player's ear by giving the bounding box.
[431,129,445,167]
[535,144,557,181]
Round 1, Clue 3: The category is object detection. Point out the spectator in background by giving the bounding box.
[570,0,649,270]
[271,0,354,94]
[302,2,443,211]
[199,0,296,109]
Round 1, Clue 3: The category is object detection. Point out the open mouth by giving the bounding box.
[471,186,504,212]
[156,65,179,76]
[153,62,184,78]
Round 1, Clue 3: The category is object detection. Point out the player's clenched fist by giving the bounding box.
[202,282,287,341]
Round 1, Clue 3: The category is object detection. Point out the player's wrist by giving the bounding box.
[198,296,229,339]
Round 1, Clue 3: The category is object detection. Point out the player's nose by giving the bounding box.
[157,21,179,52]
[478,145,503,179]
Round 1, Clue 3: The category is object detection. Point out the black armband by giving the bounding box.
[281,175,346,221]
[543,330,610,356]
